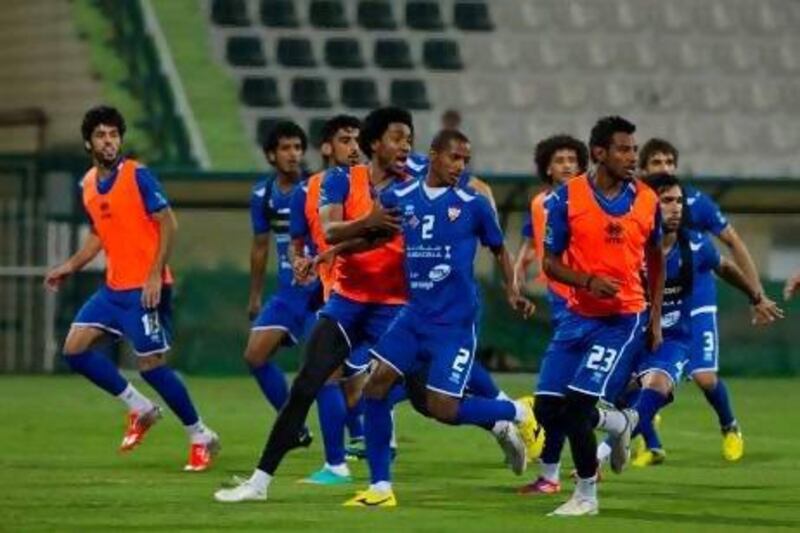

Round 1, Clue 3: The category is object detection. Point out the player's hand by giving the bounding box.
[247,294,261,321]
[292,256,317,285]
[43,262,74,292]
[750,295,784,325]
[586,275,621,299]
[783,270,800,301]
[141,273,162,309]
[364,203,402,234]
[646,314,663,352]
[313,248,336,266]
[506,284,536,319]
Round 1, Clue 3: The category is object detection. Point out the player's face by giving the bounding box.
[373,123,412,176]
[324,127,361,167]
[659,185,684,232]
[603,132,638,182]
[269,137,304,179]
[548,148,580,186]
[87,124,122,167]
[431,140,471,187]
[645,152,677,176]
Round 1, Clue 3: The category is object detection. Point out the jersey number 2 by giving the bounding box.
[452,348,471,373]
[422,215,435,240]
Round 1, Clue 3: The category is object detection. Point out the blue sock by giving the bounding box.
[140,366,199,426]
[364,396,393,484]
[455,397,516,426]
[249,361,289,412]
[387,383,407,406]
[346,397,365,441]
[703,380,736,429]
[540,426,566,464]
[621,387,641,409]
[65,351,128,396]
[466,360,500,399]
[633,388,668,449]
[316,383,347,466]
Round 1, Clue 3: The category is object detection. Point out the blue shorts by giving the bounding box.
[536,310,649,402]
[252,286,322,346]
[73,285,173,356]
[371,307,477,398]
[636,338,690,386]
[319,293,403,351]
[686,309,719,375]
[344,345,371,377]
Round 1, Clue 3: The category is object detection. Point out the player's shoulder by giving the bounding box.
[251,176,272,198]
[405,152,429,172]
[687,230,712,251]
[387,178,420,200]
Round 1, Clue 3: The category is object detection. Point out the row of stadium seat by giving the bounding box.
[241,76,430,109]
[212,0,492,32]
[227,35,462,70]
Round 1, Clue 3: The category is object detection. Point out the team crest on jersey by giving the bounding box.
[447,207,461,221]
[604,221,624,244]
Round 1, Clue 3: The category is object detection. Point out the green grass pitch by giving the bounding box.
[2,375,799,532]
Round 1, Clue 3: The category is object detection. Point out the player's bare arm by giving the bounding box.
[141,208,176,309]
[513,239,537,288]
[290,237,316,286]
[492,243,535,319]
[44,231,103,291]
[542,250,621,298]
[468,176,498,212]
[248,232,270,320]
[717,225,764,296]
[644,241,666,351]
[715,256,784,325]
[784,269,800,301]
[320,202,401,245]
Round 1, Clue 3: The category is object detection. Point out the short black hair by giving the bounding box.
[639,137,680,170]
[642,172,681,193]
[589,115,636,162]
[359,106,413,159]
[262,121,307,155]
[534,134,589,185]
[81,105,126,142]
[320,115,361,147]
[430,129,469,153]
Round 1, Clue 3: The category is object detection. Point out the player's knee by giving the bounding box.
[243,332,280,366]
[343,373,366,408]
[426,392,459,424]
[63,327,98,355]
[693,371,717,391]
[137,354,165,372]
[642,372,673,396]
[364,362,398,400]
[534,395,566,431]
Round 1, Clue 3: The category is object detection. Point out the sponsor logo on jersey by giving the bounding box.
[429,263,452,282]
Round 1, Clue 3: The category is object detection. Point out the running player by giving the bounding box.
[603,174,784,467]
[537,116,665,516]
[344,129,536,507]
[245,121,319,448]
[638,138,780,461]
[214,107,414,503]
[44,106,219,471]
[514,134,588,495]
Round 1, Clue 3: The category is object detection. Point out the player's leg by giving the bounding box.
[66,289,159,450]
[342,351,370,459]
[628,371,672,467]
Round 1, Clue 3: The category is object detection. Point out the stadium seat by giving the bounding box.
[257,117,290,146]
[390,79,431,109]
[405,1,445,30]
[277,38,316,68]
[291,78,333,109]
[357,1,397,30]
[241,77,282,107]
[374,39,414,69]
[341,78,381,109]
[225,36,266,67]
[453,2,494,31]
[325,38,365,69]
[260,0,299,28]
[211,0,250,26]
[423,39,463,70]
[308,117,328,148]
[309,0,349,29]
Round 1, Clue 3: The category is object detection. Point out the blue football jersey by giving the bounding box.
[661,231,721,341]
[684,186,729,310]
[381,181,504,324]
[405,152,472,189]
[250,176,318,292]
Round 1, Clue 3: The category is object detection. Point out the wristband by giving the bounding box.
[749,292,763,305]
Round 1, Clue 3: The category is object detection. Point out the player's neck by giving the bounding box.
[368,161,394,190]
[592,167,624,198]
[662,230,677,253]
[94,157,119,180]
[275,172,297,191]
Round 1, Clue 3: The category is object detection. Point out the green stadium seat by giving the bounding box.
[291,78,333,108]
[277,38,316,68]
[405,1,445,30]
[454,2,494,31]
[375,39,414,69]
[310,0,349,29]
[212,0,250,26]
[341,78,381,109]
[260,0,299,28]
[357,1,397,30]
[257,117,290,146]
[423,39,463,70]
[390,79,430,109]
[308,117,329,148]
[241,77,282,107]
[325,38,365,68]
[226,36,266,67]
